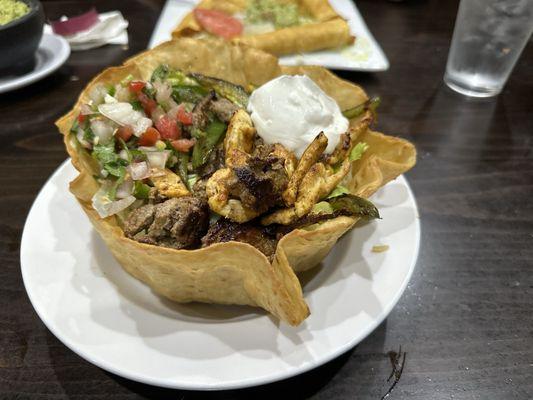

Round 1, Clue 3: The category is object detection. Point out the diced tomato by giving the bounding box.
[171,138,196,152]
[77,114,86,123]
[155,115,181,140]
[128,81,146,93]
[176,105,193,125]
[138,127,160,146]
[194,8,243,39]
[137,92,157,117]
[115,125,133,141]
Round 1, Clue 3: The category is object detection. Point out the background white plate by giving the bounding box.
[149,0,389,71]
[0,33,70,94]
[21,160,419,390]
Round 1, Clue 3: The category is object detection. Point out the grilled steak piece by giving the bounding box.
[201,218,279,259]
[192,177,208,202]
[124,196,209,249]
[123,203,155,237]
[210,97,239,122]
[227,155,288,213]
[192,91,216,130]
[192,92,240,131]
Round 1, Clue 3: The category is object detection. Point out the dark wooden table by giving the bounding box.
[1,0,532,398]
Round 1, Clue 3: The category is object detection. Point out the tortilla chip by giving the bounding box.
[172,0,354,56]
[56,37,416,326]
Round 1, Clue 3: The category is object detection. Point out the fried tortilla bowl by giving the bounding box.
[172,0,353,56]
[56,38,415,326]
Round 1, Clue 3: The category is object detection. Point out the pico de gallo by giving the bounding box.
[71,64,248,219]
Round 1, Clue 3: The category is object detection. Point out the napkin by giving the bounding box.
[45,11,129,51]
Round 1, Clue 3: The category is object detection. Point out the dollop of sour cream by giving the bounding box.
[247,75,349,158]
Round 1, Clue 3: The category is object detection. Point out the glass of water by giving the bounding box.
[444,0,533,97]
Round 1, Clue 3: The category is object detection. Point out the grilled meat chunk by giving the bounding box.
[123,203,155,236]
[227,155,289,213]
[201,218,279,259]
[211,97,239,122]
[192,91,216,130]
[124,196,209,249]
[192,92,240,131]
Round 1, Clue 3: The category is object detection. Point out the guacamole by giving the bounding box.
[245,0,313,29]
[0,0,30,26]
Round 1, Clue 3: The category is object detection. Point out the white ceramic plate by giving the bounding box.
[0,33,70,94]
[149,0,389,71]
[21,160,419,390]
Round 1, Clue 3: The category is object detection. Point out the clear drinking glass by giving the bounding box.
[444,0,533,97]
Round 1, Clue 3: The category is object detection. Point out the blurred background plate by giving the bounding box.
[0,33,70,94]
[149,0,389,71]
[20,160,418,390]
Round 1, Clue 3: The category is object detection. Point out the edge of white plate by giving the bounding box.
[0,33,70,94]
[21,159,420,391]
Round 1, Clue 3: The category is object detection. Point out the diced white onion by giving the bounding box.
[145,150,170,170]
[138,146,157,152]
[118,149,129,160]
[88,84,108,105]
[116,179,134,199]
[151,106,165,123]
[90,119,114,145]
[166,99,179,116]
[76,127,92,149]
[92,190,136,218]
[135,117,153,136]
[127,161,151,180]
[104,94,118,104]
[80,103,96,116]
[97,102,153,137]
[154,80,172,104]
[114,85,132,102]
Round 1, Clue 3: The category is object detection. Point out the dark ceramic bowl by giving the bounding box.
[0,0,44,72]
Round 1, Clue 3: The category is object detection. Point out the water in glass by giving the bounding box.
[445,0,533,97]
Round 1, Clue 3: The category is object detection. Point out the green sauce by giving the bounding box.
[245,0,313,29]
[0,0,30,26]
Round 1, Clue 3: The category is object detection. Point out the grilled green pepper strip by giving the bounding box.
[151,64,169,82]
[342,97,381,119]
[172,85,208,104]
[190,73,249,108]
[133,181,151,199]
[151,64,199,86]
[175,152,190,189]
[328,194,380,219]
[191,120,227,168]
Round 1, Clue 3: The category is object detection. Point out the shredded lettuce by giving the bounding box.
[349,142,369,162]
[327,185,350,199]
[312,201,334,214]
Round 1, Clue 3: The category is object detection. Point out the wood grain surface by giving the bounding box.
[1,0,532,398]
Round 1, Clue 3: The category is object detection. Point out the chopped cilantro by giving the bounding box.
[92,142,117,165]
[107,84,116,97]
[130,100,143,111]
